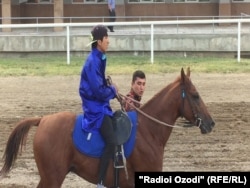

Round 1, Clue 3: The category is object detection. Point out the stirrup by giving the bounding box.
[114,145,128,179]
[114,145,125,168]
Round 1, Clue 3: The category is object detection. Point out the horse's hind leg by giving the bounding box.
[34,135,70,187]
[34,145,70,188]
[35,156,69,188]
[35,149,71,188]
[33,112,75,188]
[36,171,67,188]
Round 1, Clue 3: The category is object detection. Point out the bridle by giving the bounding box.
[180,83,202,128]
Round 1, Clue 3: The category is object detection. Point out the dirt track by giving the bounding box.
[0,72,250,187]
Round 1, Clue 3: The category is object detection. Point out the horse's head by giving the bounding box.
[178,67,215,134]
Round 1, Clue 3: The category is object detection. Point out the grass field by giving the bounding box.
[0,54,250,76]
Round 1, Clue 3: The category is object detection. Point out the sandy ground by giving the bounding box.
[0,71,250,187]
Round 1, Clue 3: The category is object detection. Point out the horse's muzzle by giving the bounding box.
[200,119,215,134]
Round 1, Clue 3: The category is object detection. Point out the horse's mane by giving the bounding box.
[142,75,181,107]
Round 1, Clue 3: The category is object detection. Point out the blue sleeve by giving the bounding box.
[85,57,116,102]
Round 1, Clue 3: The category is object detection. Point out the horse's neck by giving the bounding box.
[139,84,180,146]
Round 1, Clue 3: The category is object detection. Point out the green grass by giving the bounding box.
[0,54,250,76]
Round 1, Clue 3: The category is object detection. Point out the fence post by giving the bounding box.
[237,21,241,63]
[151,24,154,64]
[67,26,70,65]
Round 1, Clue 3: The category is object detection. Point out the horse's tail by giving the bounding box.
[0,117,42,178]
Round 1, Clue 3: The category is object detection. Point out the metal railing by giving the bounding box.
[1,18,250,64]
[2,15,250,24]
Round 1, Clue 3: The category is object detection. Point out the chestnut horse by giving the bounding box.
[0,68,215,188]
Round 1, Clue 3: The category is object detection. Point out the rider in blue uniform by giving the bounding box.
[79,25,118,188]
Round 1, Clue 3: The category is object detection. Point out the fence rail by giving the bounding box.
[2,15,250,24]
[1,18,250,64]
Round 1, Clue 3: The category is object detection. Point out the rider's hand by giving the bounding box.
[112,82,119,94]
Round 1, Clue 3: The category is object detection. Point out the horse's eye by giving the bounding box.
[193,93,199,100]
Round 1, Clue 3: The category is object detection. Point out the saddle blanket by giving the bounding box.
[72,111,137,158]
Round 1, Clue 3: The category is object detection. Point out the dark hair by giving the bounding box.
[132,70,146,82]
[91,25,108,49]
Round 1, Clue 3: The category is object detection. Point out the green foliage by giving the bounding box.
[0,54,250,76]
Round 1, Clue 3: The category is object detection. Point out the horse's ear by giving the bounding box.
[181,68,184,75]
[181,68,185,83]
[186,67,191,78]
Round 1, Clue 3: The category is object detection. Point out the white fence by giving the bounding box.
[1,18,250,64]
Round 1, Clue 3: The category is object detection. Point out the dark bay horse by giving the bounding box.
[0,68,215,188]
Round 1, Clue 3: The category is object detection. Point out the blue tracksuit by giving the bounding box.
[79,48,116,132]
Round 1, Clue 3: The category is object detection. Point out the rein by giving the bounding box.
[118,93,184,129]
[107,75,186,129]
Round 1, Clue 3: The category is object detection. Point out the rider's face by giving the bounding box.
[97,36,109,53]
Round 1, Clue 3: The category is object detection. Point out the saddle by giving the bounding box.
[112,109,132,145]
[72,110,136,187]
